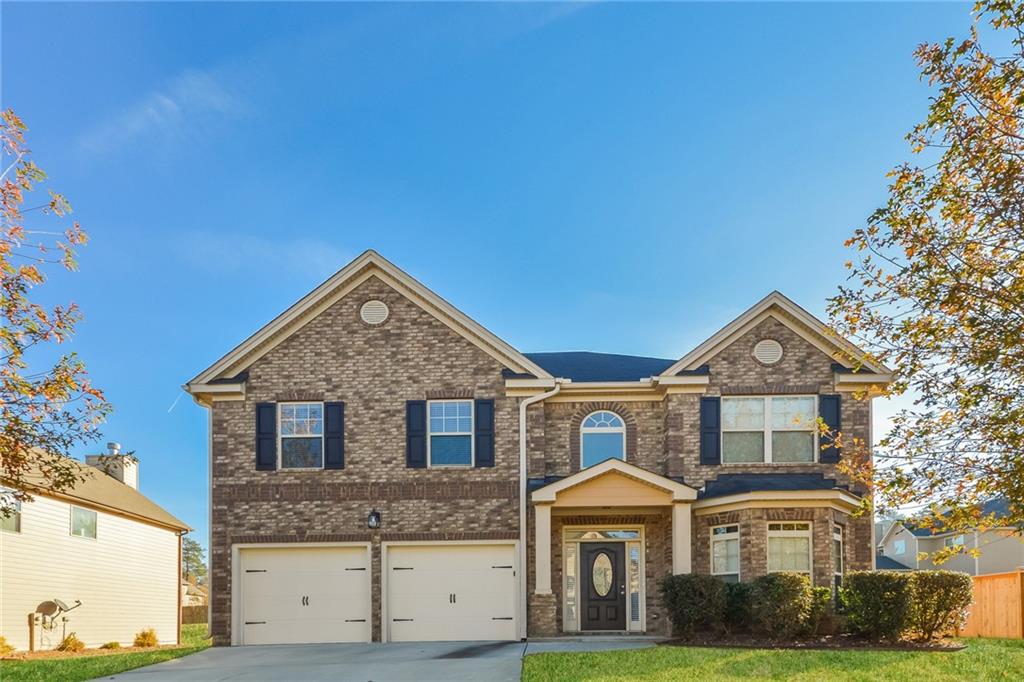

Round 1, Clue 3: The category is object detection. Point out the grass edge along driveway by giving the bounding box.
[522,638,1024,682]
[0,623,211,682]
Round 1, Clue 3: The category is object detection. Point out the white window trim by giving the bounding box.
[278,401,325,470]
[710,523,741,580]
[833,524,844,579]
[721,396,818,465]
[427,399,475,468]
[944,534,966,548]
[579,410,627,469]
[894,538,906,555]
[767,521,813,575]
[70,505,97,540]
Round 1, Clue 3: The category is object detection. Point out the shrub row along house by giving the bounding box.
[0,446,188,650]
[184,250,890,646]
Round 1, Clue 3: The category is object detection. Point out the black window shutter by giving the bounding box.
[406,400,427,468]
[699,397,721,465]
[819,394,842,463]
[256,402,277,471]
[324,402,345,469]
[474,399,495,468]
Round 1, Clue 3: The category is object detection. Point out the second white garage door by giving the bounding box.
[239,546,371,645]
[386,544,517,642]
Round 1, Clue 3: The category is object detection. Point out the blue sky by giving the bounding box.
[2,2,974,550]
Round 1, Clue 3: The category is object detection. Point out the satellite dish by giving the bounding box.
[35,601,60,617]
[54,599,71,611]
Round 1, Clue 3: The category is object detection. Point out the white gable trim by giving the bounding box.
[186,250,551,387]
[531,458,698,503]
[877,520,915,548]
[660,291,890,377]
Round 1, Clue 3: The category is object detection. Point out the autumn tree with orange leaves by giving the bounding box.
[0,109,110,516]
[829,1,1024,557]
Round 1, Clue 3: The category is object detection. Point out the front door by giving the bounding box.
[580,542,626,631]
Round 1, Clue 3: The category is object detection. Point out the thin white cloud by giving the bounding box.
[177,231,351,280]
[78,69,243,154]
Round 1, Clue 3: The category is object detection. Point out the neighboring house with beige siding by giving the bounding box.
[0,446,189,651]
[877,499,1023,575]
[185,250,891,646]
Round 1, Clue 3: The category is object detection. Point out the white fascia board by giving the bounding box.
[188,250,552,385]
[693,489,863,511]
[660,292,890,377]
[504,378,560,389]
[531,458,699,503]
[835,372,893,386]
[652,375,710,386]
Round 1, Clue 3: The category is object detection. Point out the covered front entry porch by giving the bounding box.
[529,460,698,636]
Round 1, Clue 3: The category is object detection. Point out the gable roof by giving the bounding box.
[186,250,551,389]
[531,458,698,503]
[524,352,676,382]
[10,456,189,532]
[896,498,1018,538]
[660,291,890,376]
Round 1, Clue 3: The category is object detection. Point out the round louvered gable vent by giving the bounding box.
[753,339,783,365]
[360,300,389,325]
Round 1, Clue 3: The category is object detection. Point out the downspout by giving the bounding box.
[518,379,562,641]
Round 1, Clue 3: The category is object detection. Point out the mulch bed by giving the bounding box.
[659,633,965,652]
[1,644,184,661]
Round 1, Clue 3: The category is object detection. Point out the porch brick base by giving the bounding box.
[528,593,558,637]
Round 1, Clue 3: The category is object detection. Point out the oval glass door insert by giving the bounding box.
[592,552,613,596]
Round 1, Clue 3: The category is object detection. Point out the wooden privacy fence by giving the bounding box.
[181,605,208,625]
[961,569,1023,638]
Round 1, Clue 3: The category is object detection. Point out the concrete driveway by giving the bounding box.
[98,639,656,681]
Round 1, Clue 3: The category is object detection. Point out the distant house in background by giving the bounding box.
[181,578,208,607]
[0,443,189,651]
[876,498,1023,576]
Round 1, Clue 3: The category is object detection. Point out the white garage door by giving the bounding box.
[386,544,517,642]
[240,546,371,645]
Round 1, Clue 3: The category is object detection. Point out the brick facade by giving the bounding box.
[202,263,876,643]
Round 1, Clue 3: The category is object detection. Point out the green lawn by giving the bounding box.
[522,638,1024,682]
[0,623,211,682]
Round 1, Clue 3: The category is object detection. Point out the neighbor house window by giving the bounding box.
[944,534,966,549]
[1,489,20,533]
[894,539,906,555]
[70,506,97,539]
[711,524,740,582]
[767,522,812,574]
[721,396,817,464]
[428,400,473,466]
[580,411,626,468]
[279,402,324,469]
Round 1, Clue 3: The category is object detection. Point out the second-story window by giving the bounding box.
[580,411,626,468]
[721,396,817,464]
[1,488,21,533]
[429,400,473,466]
[894,538,906,555]
[279,402,324,469]
[71,506,97,539]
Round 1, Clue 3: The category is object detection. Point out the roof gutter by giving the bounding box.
[518,378,562,641]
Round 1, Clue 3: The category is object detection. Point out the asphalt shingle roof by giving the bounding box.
[875,555,912,571]
[524,351,676,382]
[700,473,848,499]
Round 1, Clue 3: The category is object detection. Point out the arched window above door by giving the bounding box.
[580,410,626,468]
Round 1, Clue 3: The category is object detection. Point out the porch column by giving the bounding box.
[535,503,553,593]
[672,501,692,574]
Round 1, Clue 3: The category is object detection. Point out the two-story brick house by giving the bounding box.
[185,250,889,646]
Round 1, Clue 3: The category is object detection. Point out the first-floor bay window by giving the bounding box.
[833,524,844,595]
[711,524,740,582]
[722,396,817,464]
[279,402,324,469]
[767,522,812,574]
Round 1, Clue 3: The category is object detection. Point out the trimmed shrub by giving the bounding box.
[100,641,121,650]
[750,572,812,639]
[0,635,14,656]
[660,574,726,636]
[133,629,158,648]
[723,581,752,633]
[841,570,913,641]
[909,570,973,641]
[56,632,85,653]
[803,586,833,636]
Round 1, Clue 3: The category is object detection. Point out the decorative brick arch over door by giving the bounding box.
[569,402,638,473]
